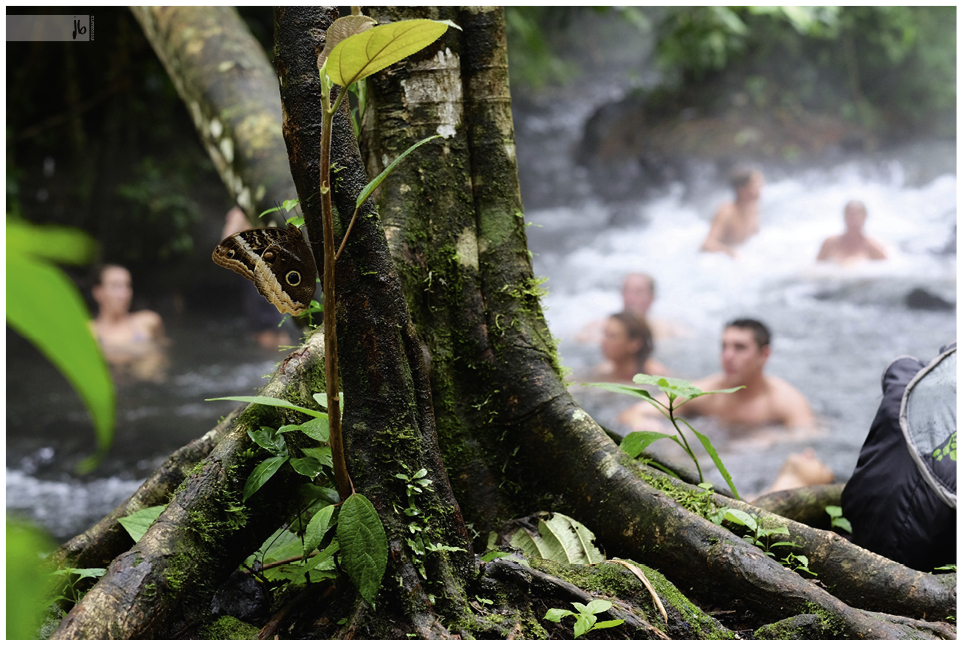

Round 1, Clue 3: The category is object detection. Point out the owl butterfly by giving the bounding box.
[212,223,318,316]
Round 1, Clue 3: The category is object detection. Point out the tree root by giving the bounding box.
[47,409,237,573]
[750,483,844,528]
[50,336,329,639]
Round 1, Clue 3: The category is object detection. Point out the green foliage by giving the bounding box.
[322,19,455,88]
[652,6,955,132]
[721,507,815,577]
[115,156,201,260]
[6,216,114,472]
[544,599,624,638]
[824,505,852,535]
[118,505,166,542]
[50,567,108,604]
[587,374,741,499]
[6,517,56,639]
[507,513,605,565]
[336,493,388,605]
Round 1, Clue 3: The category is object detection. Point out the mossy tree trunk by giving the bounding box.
[48,6,956,640]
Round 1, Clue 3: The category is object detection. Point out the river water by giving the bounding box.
[6,93,957,541]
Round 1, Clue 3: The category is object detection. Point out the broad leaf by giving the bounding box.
[683,419,741,500]
[582,599,613,616]
[318,15,377,68]
[592,619,624,630]
[303,504,337,558]
[207,395,325,419]
[248,426,288,457]
[289,456,323,478]
[620,431,678,459]
[300,416,330,442]
[584,381,655,401]
[507,513,604,565]
[117,505,166,543]
[543,608,575,623]
[302,445,333,468]
[7,222,113,472]
[306,539,340,572]
[51,567,107,580]
[573,612,596,638]
[324,19,452,88]
[724,508,757,532]
[242,456,288,502]
[336,493,388,604]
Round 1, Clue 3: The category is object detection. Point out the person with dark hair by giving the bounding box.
[590,311,667,382]
[88,263,169,381]
[816,200,888,265]
[620,317,814,430]
[701,166,764,258]
[577,272,684,344]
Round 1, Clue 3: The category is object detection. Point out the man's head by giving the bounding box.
[843,200,867,234]
[720,318,771,381]
[92,264,133,316]
[621,273,655,315]
[729,166,764,203]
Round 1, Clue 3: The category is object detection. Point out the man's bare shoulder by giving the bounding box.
[766,375,814,426]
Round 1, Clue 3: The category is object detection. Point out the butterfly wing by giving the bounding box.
[212,225,318,316]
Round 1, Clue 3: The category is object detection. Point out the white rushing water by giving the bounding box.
[527,158,956,495]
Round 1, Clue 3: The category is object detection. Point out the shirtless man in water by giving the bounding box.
[89,264,168,381]
[701,167,764,258]
[816,200,887,265]
[620,318,814,430]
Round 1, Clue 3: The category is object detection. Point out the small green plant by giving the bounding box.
[50,567,108,605]
[824,505,852,534]
[722,508,816,577]
[933,564,956,572]
[544,599,624,638]
[587,374,743,499]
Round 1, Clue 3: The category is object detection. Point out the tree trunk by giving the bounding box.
[129,6,296,224]
[49,6,956,640]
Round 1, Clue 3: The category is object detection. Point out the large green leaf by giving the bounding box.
[242,456,288,502]
[324,19,452,88]
[206,395,325,419]
[6,517,56,640]
[6,222,114,471]
[117,505,166,543]
[336,493,388,604]
[303,504,337,558]
[508,513,605,565]
[620,431,678,459]
[248,426,288,457]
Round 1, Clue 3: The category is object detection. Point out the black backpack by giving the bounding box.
[840,343,956,572]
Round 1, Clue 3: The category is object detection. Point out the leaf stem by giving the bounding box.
[320,77,352,501]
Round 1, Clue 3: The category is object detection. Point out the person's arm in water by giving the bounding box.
[701,204,739,258]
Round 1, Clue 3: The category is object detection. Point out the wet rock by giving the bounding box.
[211,570,270,624]
[905,288,955,311]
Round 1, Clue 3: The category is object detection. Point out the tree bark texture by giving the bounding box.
[51,335,332,638]
[130,6,296,224]
[274,7,475,636]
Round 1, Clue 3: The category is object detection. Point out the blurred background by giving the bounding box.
[6,7,956,539]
